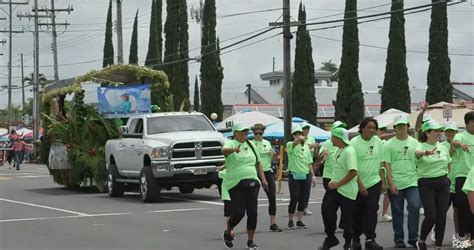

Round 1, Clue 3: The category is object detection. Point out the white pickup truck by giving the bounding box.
[105,112,225,202]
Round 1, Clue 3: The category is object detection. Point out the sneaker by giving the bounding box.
[365,239,383,250]
[247,240,258,250]
[318,237,340,250]
[304,209,313,215]
[407,240,417,248]
[288,220,296,230]
[420,208,424,215]
[343,243,352,250]
[430,230,436,243]
[222,231,233,248]
[394,241,406,248]
[352,238,362,250]
[296,221,307,229]
[381,214,392,222]
[270,224,282,232]
[416,241,427,250]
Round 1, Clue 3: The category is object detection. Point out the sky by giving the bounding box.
[0,0,472,108]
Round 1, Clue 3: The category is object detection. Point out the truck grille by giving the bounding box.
[171,141,223,160]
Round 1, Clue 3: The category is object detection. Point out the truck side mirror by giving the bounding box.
[119,126,128,134]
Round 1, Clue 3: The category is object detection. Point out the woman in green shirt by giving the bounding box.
[301,122,319,216]
[414,120,451,250]
[286,126,315,230]
[221,123,268,249]
[349,118,384,250]
[251,123,282,232]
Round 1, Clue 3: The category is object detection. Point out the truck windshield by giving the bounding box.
[147,115,215,134]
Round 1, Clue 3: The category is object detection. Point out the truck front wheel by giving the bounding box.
[108,164,125,197]
[140,167,161,202]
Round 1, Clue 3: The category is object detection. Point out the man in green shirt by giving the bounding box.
[384,115,422,248]
[350,118,384,250]
[452,111,474,239]
[319,127,358,250]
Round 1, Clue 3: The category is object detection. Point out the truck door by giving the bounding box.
[123,118,144,177]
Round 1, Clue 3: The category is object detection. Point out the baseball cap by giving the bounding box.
[443,121,458,132]
[332,121,347,130]
[232,123,249,132]
[422,120,443,132]
[332,127,350,145]
[422,114,432,123]
[301,122,311,129]
[393,115,409,126]
[291,125,303,134]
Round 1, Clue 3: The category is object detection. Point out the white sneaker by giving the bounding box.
[304,209,312,216]
[420,208,425,215]
[430,230,436,243]
[381,214,392,222]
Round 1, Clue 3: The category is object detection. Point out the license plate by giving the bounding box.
[193,168,207,175]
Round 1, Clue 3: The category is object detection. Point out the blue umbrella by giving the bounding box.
[248,118,330,142]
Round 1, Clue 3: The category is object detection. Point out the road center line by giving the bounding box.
[0,197,91,216]
[161,196,224,206]
[149,208,209,213]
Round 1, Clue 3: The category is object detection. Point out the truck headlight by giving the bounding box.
[151,147,170,159]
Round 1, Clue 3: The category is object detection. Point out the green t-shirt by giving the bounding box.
[416,142,451,179]
[319,139,338,180]
[462,167,474,194]
[218,169,231,201]
[384,136,419,190]
[253,139,273,172]
[441,141,457,193]
[350,135,384,188]
[223,140,260,191]
[286,141,313,175]
[453,132,474,178]
[333,146,358,200]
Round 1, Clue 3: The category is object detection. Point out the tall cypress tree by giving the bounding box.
[145,0,159,68]
[200,0,224,120]
[381,0,410,113]
[156,0,163,65]
[335,0,364,128]
[129,10,139,65]
[164,0,190,110]
[194,76,200,111]
[102,0,114,68]
[292,3,316,124]
[426,0,452,104]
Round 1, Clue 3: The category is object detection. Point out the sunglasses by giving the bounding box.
[254,132,263,136]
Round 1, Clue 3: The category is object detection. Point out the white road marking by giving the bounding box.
[0,197,91,216]
[149,208,209,213]
[161,195,225,206]
[15,175,49,178]
[0,215,81,223]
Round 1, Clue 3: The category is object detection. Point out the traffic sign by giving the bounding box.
[443,104,452,120]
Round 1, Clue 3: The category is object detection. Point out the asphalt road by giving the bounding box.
[0,164,456,250]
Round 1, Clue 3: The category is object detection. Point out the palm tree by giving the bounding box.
[319,60,339,82]
[23,73,50,89]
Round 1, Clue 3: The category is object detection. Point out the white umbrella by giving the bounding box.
[215,111,281,129]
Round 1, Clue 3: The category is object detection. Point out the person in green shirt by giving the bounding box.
[377,125,393,223]
[462,167,474,214]
[251,123,282,232]
[286,125,316,230]
[221,123,268,249]
[441,122,460,237]
[349,118,384,250]
[414,120,451,250]
[451,111,474,239]
[319,127,358,250]
[301,122,319,216]
[384,114,422,248]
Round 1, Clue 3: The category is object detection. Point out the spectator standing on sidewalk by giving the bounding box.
[12,138,25,170]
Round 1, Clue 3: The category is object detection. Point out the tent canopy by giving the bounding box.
[248,117,330,142]
[348,108,409,133]
[215,111,281,129]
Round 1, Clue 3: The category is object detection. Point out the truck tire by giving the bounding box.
[178,185,195,194]
[107,164,124,197]
[140,167,161,202]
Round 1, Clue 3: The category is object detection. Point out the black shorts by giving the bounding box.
[450,192,457,208]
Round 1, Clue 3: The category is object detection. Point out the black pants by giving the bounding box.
[455,177,474,237]
[323,177,331,191]
[321,189,355,240]
[263,171,277,216]
[228,180,260,230]
[418,176,450,246]
[288,174,312,214]
[354,181,382,240]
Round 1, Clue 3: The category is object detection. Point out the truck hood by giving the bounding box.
[144,131,224,146]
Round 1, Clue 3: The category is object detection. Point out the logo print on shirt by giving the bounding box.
[368,146,374,155]
[403,146,409,156]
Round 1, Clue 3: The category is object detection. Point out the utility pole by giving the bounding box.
[0,0,27,131]
[20,53,25,108]
[191,0,204,42]
[270,0,295,142]
[116,0,123,64]
[33,0,40,143]
[246,84,252,104]
[35,1,73,81]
